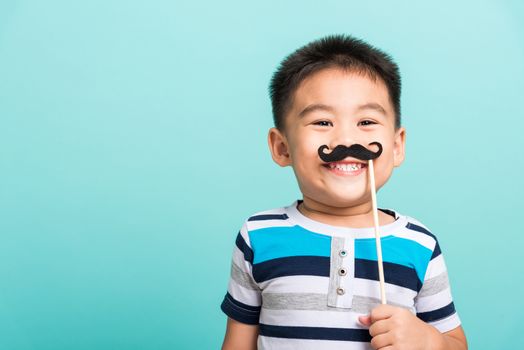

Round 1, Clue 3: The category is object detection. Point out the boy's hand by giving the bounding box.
[358,304,442,350]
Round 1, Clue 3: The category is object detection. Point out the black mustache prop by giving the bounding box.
[318,142,383,163]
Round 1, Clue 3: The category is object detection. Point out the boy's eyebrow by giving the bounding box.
[297,103,335,118]
[356,102,387,115]
[297,102,388,118]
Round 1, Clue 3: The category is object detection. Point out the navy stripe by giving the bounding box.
[356,259,422,292]
[406,222,436,239]
[221,293,260,325]
[235,232,254,264]
[431,242,442,260]
[251,256,421,291]
[252,256,330,283]
[417,302,456,322]
[405,222,441,260]
[259,324,371,342]
[248,214,289,221]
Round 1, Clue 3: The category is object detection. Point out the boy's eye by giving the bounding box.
[358,120,376,126]
[314,120,333,127]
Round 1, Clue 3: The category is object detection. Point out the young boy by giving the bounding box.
[220,35,467,350]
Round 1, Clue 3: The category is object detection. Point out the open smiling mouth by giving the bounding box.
[322,161,367,175]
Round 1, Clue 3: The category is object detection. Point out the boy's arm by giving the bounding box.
[359,305,467,350]
[222,317,259,350]
[221,223,261,349]
[440,326,467,350]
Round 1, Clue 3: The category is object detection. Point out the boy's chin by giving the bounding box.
[304,192,371,210]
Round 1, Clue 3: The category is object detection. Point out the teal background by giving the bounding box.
[1,0,523,349]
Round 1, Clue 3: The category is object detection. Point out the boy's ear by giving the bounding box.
[393,127,406,167]
[268,127,292,167]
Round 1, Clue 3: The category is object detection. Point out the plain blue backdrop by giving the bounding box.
[1,1,523,349]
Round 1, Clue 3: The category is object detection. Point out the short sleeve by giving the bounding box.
[220,222,262,325]
[414,240,461,333]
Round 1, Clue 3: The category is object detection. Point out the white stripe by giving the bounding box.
[424,254,446,279]
[228,280,261,307]
[251,208,288,216]
[248,219,295,231]
[353,278,417,309]
[429,313,461,333]
[258,336,371,350]
[259,275,329,294]
[415,287,453,313]
[390,227,436,251]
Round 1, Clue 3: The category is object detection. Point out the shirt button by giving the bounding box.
[339,249,348,258]
[336,287,345,295]
[338,267,347,276]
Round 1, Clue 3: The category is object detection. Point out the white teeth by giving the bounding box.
[328,163,362,171]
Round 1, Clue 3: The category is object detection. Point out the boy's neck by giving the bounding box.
[298,196,396,229]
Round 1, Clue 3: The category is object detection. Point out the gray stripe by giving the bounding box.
[350,295,408,313]
[418,272,450,298]
[328,237,345,307]
[263,292,346,312]
[262,293,410,313]
[350,295,381,314]
[231,262,259,290]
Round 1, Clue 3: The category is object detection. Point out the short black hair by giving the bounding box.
[269,34,402,130]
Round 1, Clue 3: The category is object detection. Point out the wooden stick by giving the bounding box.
[368,159,387,304]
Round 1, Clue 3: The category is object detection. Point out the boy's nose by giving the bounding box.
[329,127,360,149]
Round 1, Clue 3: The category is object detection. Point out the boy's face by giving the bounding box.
[268,67,406,209]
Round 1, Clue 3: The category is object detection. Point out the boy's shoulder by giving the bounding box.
[238,204,294,240]
[240,202,441,250]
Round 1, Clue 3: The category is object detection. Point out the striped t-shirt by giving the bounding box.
[221,201,461,349]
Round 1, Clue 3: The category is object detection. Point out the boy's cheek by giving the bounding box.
[289,143,321,165]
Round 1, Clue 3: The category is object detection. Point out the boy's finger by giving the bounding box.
[370,304,397,323]
[368,318,391,337]
[370,332,392,350]
[358,315,371,326]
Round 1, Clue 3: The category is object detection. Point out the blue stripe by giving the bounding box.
[355,236,432,282]
[249,226,331,264]
[252,256,330,283]
[417,302,456,322]
[248,225,431,281]
[235,232,253,264]
[248,214,289,221]
[221,292,260,325]
[259,324,371,342]
[356,259,422,292]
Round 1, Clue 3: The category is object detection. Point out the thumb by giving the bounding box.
[358,314,371,327]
